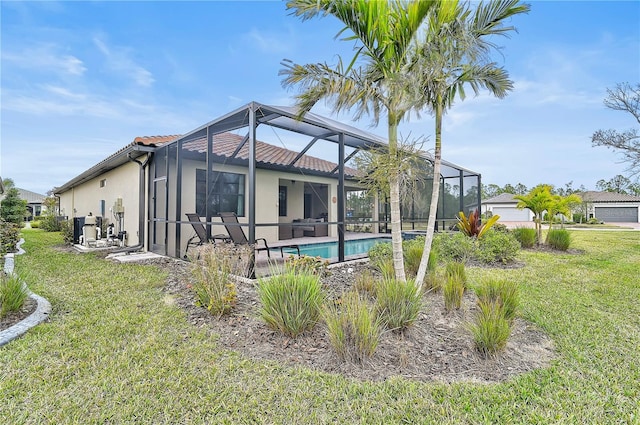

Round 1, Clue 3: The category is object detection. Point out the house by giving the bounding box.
[56,102,481,264]
[0,186,47,220]
[581,191,640,223]
[481,193,533,222]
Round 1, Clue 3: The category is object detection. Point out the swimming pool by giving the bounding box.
[280,237,391,259]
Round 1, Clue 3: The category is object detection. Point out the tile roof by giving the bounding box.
[133,135,181,146]
[580,191,640,203]
[182,132,360,177]
[482,193,519,204]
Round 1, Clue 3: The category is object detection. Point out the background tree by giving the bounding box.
[591,82,640,176]
[413,0,530,287]
[0,181,27,227]
[595,175,634,194]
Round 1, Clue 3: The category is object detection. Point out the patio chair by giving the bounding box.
[219,212,300,259]
[184,213,228,258]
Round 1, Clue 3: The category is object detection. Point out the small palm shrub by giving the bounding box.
[375,279,422,332]
[258,271,325,338]
[547,229,572,251]
[0,272,28,318]
[468,299,511,356]
[322,291,383,362]
[512,227,536,248]
[476,230,520,264]
[445,261,467,288]
[474,279,519,322]
[189,243,247,317]
[443,276,465,311]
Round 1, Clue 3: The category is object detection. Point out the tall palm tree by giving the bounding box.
[412,0,530,287]
[281,0,454,282]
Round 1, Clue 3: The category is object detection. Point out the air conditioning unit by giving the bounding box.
[113,198,124,214]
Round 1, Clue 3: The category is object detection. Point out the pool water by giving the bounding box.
[280,237,390,259]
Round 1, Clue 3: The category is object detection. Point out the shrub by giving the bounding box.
[457,209,501,238]
[258,271,325,338]
[443,276,465,311]
[189,243,245,317]
[30,220,41,229]
[512,227,536,248]
[0,218,20,256]
[403,242,423,277]
[468,299,511,356]
[445,261,467,288]
[368,241,392,266]
[547,229,572,251]
[433,232,475,263]
[424,271,442,292]
[322,291,383,362]
[492,223,509,233]
[476,230,520,264]
[0,272,29,318]
[40,215,62,232]
[59,219,74,245]
[375,279,422,332]
[474,278,519,322]
[285,255,329,277]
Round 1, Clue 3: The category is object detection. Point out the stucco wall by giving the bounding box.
[58,160,144,246]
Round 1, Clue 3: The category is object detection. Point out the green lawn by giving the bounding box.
[2,229,639,424]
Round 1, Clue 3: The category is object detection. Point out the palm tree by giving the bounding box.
[413,0,530,287]
[515,184,554,244]
[281,0,453,282]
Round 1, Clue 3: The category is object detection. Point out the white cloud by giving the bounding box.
[2,44,86,76]
[93,37,155,87]
[243,27,295,54]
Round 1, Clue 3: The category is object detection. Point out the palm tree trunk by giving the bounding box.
[388,116,406,282]
[415,96,443,288]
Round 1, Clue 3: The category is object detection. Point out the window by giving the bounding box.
[100,179,106,188]
[279,186,287,216]
[196,169,245,216]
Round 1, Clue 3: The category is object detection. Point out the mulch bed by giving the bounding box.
[0,297,37,332]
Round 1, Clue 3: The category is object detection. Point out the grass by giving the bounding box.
[1,229,639,423]
[0,272,29,317]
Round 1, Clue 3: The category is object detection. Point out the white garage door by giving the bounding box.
[492,207,530,221]
[594,207,638,223]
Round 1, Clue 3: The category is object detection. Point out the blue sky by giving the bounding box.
[1,1,639,196]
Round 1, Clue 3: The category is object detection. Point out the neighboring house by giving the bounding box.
[581,191,640,223]
[0,186,46,220]
[481,193,534,222]
[55,102,481,263]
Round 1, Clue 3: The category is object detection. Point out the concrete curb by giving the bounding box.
[0,238,52,347]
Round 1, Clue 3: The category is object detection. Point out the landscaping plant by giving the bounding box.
[0,272,28,318]
[285,254,330,277]
[476,230,521,264]
[443,275,465,311]
[468,299,511,356]
[0,218,21,256]
[322,290,383,363]
[547,228,572,251]
[445,261,467,288]
[354,269,376,295]
[258,270,325,338]
[375,278,422,332]
[456,209,500,238]
[189,243,249,317]
[474,278,519,322]
[512,226,536,248]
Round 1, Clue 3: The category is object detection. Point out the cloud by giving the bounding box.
[2,44,86,76]
[93,37,155,87]
[243,27,295,54]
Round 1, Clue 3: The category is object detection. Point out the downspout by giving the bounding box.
[113,151,153,253]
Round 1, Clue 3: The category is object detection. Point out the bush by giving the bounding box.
[322,291,383,362]
[189,244,246,317]
[433,232,475,263]
[0,218,20,256]
[59,219,74,245]
[443,276,465,311]
[30,220,41,229]
[474,278,519,322]
[368,241,392,266]
[468,299,511,356]
[512,227,537,248]
[0,272,29,318]
[258,271,325,338]
[476,230,520,264]
[375,279,422,332]
[40,215,62,232]
[445,261,467,288]
[403,242,423,277]
[285,255,329,277]
[354,269,376,294]
[547,229,572,251]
